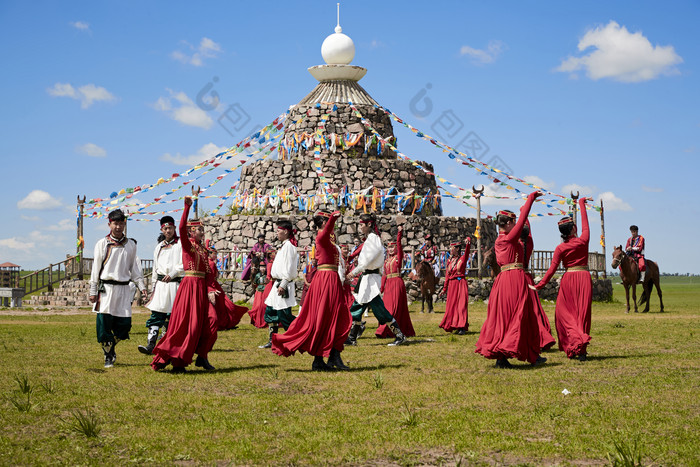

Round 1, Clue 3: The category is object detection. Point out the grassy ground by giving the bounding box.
[0,278,698,466]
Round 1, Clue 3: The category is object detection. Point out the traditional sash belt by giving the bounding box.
[354,269,380,293]
[386,273,400,279]
[566,265,589,271]
[317,265,338,272]
[185,271,205,278]
[101,279,130,286]
[157,274,182,283]
[501,263,524,272]
[450,275,465,281]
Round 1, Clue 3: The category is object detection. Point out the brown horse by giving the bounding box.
[611,245,664,313]
[481,246,500,279]
[415,261,436,313]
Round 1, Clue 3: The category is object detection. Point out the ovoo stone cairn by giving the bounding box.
[203,18,498,301]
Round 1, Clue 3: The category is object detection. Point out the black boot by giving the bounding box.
[195,356,215,370]
[495,358,513,369]
[356,321,366,339]
[138,326,159,355]
[311,356,332,372]
[387,320,407,346]
[101,341,115,368]
[345,322,362,346]
[259,325,278,349]
[328,348,350,371]
[531,356,547,366]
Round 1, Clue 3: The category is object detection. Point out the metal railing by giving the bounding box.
[211,248,607,279]
[18,256,155,297]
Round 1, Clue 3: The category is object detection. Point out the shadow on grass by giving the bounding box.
[196,363,279,374]
[585,355,635,361]
[358,338,436,346]
[284,363,404,373]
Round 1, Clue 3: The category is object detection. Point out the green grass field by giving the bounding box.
[0,277,698,465]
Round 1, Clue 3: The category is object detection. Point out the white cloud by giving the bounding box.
[561,184,597,198]
[70,21,90,32]
[641,185,664,193]
[171,37,222,66]
[160,142,228,166]
[460,40,506,65]
[47,82,117,109]
[21,215,40,222]
[369,39,385,49]
[17,190,62,210]
[522,175,556,191]
[45,219,75,232]
[598,191,632,211]
[76,142,107,157]
[0,237,35,251]
[153,89,214,129]
[683,146,697,153]
[556,21,683,82]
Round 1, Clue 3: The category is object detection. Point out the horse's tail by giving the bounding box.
[638,281,650,306]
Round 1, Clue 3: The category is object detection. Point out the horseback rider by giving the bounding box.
[625,225,646,282]
[419,233,440,278]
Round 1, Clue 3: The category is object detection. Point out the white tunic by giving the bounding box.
[336,245,346,283]
[352,232,385,304]
[146,239,184,314]
[89,236,145,317]
[265,239,299,310]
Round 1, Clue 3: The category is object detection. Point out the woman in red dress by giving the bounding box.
[151,197,216,373]
[439,236,471,335]
[271,211,352,371]
[475,191,546,368]
[340,244,355,310]
[376,227,415,339]
[248,260,271,328]
[206,245,249,331]
[520,221,556,350]
[535,197,593,361]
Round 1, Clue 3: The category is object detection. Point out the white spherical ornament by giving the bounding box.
[321,31,355,65]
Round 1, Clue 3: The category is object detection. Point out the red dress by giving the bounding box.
[475,193,541,364]
[271,215,352,357]
[151,203,214,369]
[439,241,471,332]
[208,259,249,331]
[537,199,592,357]
[376,230,415,338]
[521,223,555,350]
[249,265,272,328]
[299,262,317,310]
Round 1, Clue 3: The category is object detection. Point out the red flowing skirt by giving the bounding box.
[439,277,469,332]
[555,270,592,357]
[525,273,555,350]
[271,270,351,357]
[249,283,272,328]
[376,277,415,338]
[151,276,211,369]
[344,283,354,311]
[211,281,249,331]
[475,269,540,363]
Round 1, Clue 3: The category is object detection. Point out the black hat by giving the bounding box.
[160,215,175,226]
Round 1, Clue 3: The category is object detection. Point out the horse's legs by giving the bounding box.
[632,284,641,313]
[427,291,434,313]
[656,278,664,312]
[624,285,630,313]
[420,295,425,313]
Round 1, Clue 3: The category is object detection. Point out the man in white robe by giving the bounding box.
[138,215,184,355]
[89,209,147,368]
[259,220,299,349]
[346,214,408,346]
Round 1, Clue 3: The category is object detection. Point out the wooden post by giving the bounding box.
[600,198,606,279]
[473,185,484,279]
[192,185,201,219]
[77,195,85,279]
[570,190,579,226]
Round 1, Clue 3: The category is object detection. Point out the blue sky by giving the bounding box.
[1,0,698,273]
